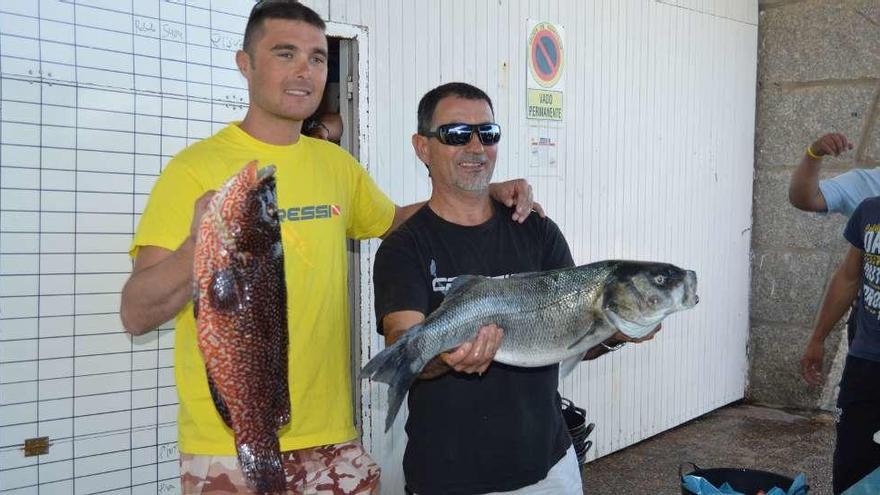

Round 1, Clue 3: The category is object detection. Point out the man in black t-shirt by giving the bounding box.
[373,82,656,495]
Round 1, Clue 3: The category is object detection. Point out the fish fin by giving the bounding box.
[566,330,593,350]
[383,366,412,432]
[207,373,233,428]
[273,349,291,429]
[445,275,485,299]
[361,323,424,383]
[192,283,200,319]
[272,256,291,430]
[274,388,291,430]
[559,351,588,379]
[361,324,430,431]
[236,437,286,494]
[208,268,241,312]
[507,266,571,279]
[505,269,541,279]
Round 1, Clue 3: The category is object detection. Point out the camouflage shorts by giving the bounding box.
[179,440,380,494]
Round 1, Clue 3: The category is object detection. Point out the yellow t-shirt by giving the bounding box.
[130,123,395,454]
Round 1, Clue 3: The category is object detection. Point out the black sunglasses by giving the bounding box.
[421,123,501,146]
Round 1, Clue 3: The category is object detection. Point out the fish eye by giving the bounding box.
[654,275,665,285]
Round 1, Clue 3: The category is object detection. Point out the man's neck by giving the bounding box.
[428,192,493,226]
[239,110,302,146]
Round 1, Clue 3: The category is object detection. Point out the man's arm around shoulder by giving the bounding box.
[383,203,426,239]
[379,179,545,238]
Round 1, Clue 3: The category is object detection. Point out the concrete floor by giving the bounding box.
[581,403,836,494]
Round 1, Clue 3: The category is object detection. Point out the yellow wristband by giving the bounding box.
[806,146,822,160]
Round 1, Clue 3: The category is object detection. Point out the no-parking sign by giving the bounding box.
[527,20,565,120]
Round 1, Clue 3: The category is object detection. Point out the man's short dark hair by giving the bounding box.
[417,82,495,135]
[243,1,326,54]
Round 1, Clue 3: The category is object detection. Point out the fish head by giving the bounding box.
[201,161,280,261]
[195,162,280,315]
[601,261,699,338]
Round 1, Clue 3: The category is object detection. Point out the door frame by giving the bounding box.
[325,21,369,432]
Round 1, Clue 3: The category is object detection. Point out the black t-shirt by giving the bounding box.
[373,201,575,495]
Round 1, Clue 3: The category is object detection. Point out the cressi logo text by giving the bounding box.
[279,204,341,222]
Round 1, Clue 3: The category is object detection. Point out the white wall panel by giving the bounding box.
[0,0,252,493]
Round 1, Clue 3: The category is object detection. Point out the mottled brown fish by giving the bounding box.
[193,162,289,494]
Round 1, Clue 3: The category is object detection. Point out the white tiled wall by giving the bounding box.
[0,1,252,493]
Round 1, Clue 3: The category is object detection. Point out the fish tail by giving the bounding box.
[237,438,286,495]
[361,324,432,431]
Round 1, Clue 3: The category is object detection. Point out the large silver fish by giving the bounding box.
[362,260,699,431]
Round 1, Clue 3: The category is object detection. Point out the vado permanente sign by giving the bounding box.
[527,20,565,121]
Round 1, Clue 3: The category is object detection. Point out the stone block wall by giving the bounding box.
[750,0,880,409]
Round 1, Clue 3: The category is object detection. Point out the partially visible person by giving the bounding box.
[788,132,859,215]
[790,133,863,384]
[804,195,880,493]
[119,3,539,493]
[303,111,343,143]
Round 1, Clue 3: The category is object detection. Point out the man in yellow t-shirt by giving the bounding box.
[120,2,537,493]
